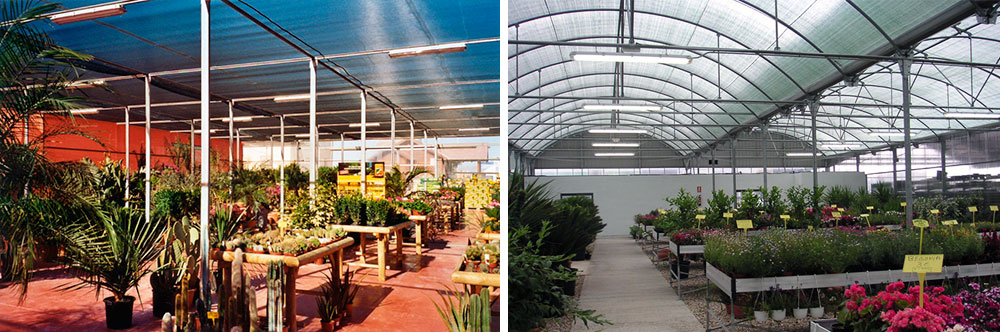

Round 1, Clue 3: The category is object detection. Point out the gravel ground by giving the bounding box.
[539,274,587,332]
[637,239,835,332]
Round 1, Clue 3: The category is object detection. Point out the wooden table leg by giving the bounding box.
[377,233,386,281]
[335,249,343,277]
[285,266,299,332]
[358,233,367,261]
[415,220,423,269]
[394,229,403,266]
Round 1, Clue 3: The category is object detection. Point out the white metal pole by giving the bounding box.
[360,92,367,194]
[190,120,195,172]
[409,121,414,171]
[309,58,317,207]
[390,111,396,169]
[340,133,345,163]
[423,130,428,168]
[280,115,285,222]
[228,100,234,169]
[433,136,439,177]
[198,0,211,305]
[901,57,914,225]
[269,137,274,169]
[124,107,130,207]
[144,75,152,225]
[236,128,241,167]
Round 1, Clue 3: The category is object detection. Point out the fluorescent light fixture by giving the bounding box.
[294,134,312,138]
[571,51,692,64]
[273,94,310,103]
[458,127,490,132]
[348,122,380,128]
[786,152,817,157]
[867,131,906,137]
[821,143,861,149]
[193,129,218,134]
[592,142,640,147]
[70,108,99,115]
[582,104,661,111]
[595,152,635,157]
[50,4,125,25]
[222,116,253,123]
[439,104,484,110]
[943,112,1000,119]
[588,129,647,134]
[388,42,466,58]
[69,80,106,88]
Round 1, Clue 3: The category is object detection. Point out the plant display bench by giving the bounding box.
[342,220,416,281]
[703,262,1000,332]
[476,232,500,241]
[212,237,355,332]
[402,215,428,258]
[667,240,706,296]
[451,260,501,298]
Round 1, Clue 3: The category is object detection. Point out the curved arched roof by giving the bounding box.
[508,0,1000,159]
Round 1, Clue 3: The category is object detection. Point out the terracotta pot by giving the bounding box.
[314,257,325,265]
[321,320,336,332]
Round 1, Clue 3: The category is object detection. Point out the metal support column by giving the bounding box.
[198,0,211,306]
[236,128,241,166]
[280,115,285,222]
[124,107,130,207]
[360,92,367,194]
[409,121,415,171]
[940,138,947,195]
[190,121,195,172]
[892,149,898,192]
[309,57,317,207]
[144,75,151,225]
[762,125,768,191]
[340,133,345,163]
[731,137,737,209]
[228,101,234,169]
[390,111,397,169]
[711,150,716,193]
[423,130,429,168]
[810,102,819,191]
[856,155,861,172]
[433,137,439,177]
[901,57,914,225]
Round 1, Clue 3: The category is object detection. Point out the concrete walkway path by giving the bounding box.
[572,236,703,332]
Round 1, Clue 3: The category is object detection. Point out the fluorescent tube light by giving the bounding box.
[571,51,692,64]
[294,134,312,138]
[222,116,253,123]
[50,4,125,25]
[821,143,861,149]
[193,129,218,134]
[348,123,380,128]
[273,94,310,103]
[582,104,661,111]
[388,42,466,58]
[595,152,635,157]
[588,129,647,134]
[70,108,99,115]
[592,142,640,147]
[786,152,817,157]
[458,127,490,132]
[439,104,484,110]
[867,131,906,137]
[943,112,1000,119]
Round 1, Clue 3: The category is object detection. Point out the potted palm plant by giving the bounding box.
[316,267,343,332]
[61,206,168,329]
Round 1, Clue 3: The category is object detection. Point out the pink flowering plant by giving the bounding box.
[838,282,964,332]
[950,282,1000,332]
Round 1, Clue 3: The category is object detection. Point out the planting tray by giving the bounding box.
[706,262,1000,297]
[476,232,501,241]
[809,319,837,332]
[668,240,705,255]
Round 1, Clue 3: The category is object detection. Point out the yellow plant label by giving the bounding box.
[831,211,842,218]
[658,209,667,214]
[695,214,706,220]
[913,219,930,228]
[942,220,958,225]
[991,205,998,212]
[759,210,766,215]
[867,206,874,210]
[736,219,753,229]
[860,213,870,218]
[903,254,943,273]
[901,202,907,207]
[831,204,838,208]
[780,214,790,220]
[207,311,219,320]
[837,208,845,212]
[969,206,979,213]
[723,212,734,218]
[807,226,814,231]
[930,209,940,214]
[277,220,288,230]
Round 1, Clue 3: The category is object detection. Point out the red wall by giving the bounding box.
[40,115,239,170]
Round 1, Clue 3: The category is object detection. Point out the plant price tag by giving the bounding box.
[780,215,790,220]
[901,202,907,207]
[831,204,838,208]
[930,209,940,214]
[969,206,979,213]
[736,219,753,230]
[913,219,930,228]
[723,212,734,219]
[903,254,943,273]
[942,220,958,225]
[695,214,706,220]
[837,207,845,212]
[860,214,870,218]
[867,206,874,211]
[831,211,842,218]
[991,205,999,212]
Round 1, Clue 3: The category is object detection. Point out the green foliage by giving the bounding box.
[280,163,309,192]
[385,166,429,198]
[81,158,143,208]
[848,188,878,213]
[706,190,736,228]
[825,186,855,210]
[433,285,492,332]
[365,198,393,226]
[152,188,198,221]
[316,166,337,188]
[786,186,810,220]
[666,188,699,221]
[809,185,826,212]
[737,191,761,220]
[760,186,786,217]
[545,197,605,258]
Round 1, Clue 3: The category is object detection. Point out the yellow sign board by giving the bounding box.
[736,219,753,229]
[903,254,943,273]
[942,220,958,225]
[867,206,874,211]
[991,205,999,212]
[807,225,814,231]
[695,214,706,220]
[901,202,907,207]
[930,209,940,214]
[831,204,838,208]
[780,214,790,220]
[723,212,734,219]
[969,206,979,213]
[860,214,870,218]
[913,219,930,228]
[837,207,845,212]
[831,211,842,218]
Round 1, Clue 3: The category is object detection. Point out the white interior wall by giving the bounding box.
[527,172,867,236]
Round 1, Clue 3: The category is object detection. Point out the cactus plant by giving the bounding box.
[267,262,285,332]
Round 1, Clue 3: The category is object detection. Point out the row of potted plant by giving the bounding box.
[704,227,990,278]
[222,226,347,257]
[463,241,500,274]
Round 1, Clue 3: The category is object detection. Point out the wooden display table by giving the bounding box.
[341,220,416,281]
[451,260,501,295]
[402,215,427,257]
[476,232,500,241]
[212,237,355,332]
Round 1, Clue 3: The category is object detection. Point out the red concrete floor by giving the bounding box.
[0,227,500,331]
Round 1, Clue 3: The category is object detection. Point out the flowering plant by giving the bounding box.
[838,282,963,332]
[950,282,1000,332]
[670,229,704,245]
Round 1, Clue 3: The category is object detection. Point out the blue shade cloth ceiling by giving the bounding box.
[37,0,500,140]
[508,0,1000,160]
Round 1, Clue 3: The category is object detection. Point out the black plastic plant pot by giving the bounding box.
[104,296,135,330]
[670,260,691,279]
[151,286,175,319]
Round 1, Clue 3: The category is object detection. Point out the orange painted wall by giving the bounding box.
[40,115,239,170]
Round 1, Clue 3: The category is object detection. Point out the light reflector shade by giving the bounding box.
[273,94,310,102]
[592,142,640,147]
[50,4,125,24]
[595,152,635,157]
[222,116,253,123]
[943,112,1000,119]
[588,129,647,134]
[348,123,380,128]
[786,152,818,157]
[867,131,906,137]
[458,127,490,132]
[582,104,661,111]
[388,42,466,58]
[571,51,692,64]
[70,108,100,114]
[440,104,484,110]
